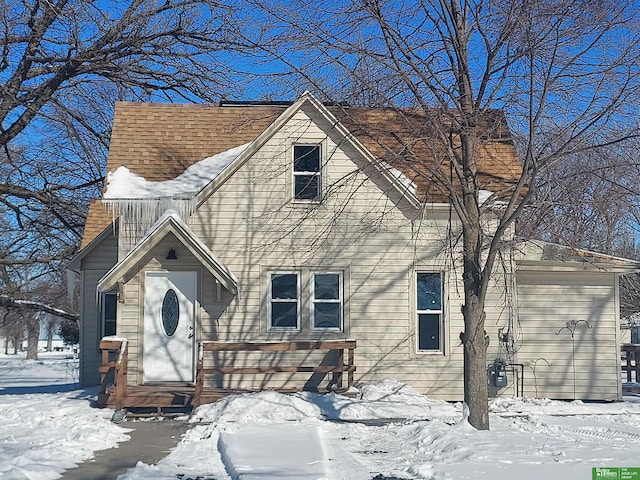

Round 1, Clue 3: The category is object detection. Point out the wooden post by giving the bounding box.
[101,348,109,386]
[114,342,127,411]
[330,348,344,389]
[194,343,204,408]
[347,345,354,387]
[121,343,128,401]
[99,347,109,395]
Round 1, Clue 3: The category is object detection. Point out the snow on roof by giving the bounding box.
[380,161,417,197]
[104,143,250,200]
[479,189,493,205]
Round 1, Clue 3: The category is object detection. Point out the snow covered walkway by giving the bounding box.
[219,424,328,479]
[218,422,375,480]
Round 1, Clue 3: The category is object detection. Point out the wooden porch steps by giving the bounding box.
[100,385,194,408]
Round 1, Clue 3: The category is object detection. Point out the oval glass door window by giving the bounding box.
[161,289,179,336]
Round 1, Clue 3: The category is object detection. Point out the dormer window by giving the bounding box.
[293,144,321,201]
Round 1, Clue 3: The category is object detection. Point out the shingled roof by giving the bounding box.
[80,100,523,247]
[338,107,521,202]
[105,102,286,182]
[80,200,115,249]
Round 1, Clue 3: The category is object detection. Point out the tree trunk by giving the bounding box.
[46,325,54,352]
[25,319,39,360]
[459,123,490,430]
[462,287,489,430]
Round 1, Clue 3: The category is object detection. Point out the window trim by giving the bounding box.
[310,271,343,331]
[268,271,301,331]
[416,271,445,354]
[101,291,118,338]
[292,143,322,202]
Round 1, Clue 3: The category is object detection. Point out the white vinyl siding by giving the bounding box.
[188,108,472,398]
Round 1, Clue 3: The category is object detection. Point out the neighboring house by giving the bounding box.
[622,313,640,344]
[36,338,66,352]
[68,92,638,406]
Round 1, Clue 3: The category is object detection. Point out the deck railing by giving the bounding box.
[194,340,356,407]
[622,344,640,385]
[97,338,356,410]
[98,337,128,410]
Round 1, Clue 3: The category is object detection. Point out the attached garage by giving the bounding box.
[514,241,638,401]
[516,271,619,400]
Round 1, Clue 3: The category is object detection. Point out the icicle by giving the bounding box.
[103,196,198,246]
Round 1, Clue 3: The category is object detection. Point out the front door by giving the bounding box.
[143,271,196,383]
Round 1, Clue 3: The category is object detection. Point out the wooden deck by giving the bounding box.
[97,339,356,412]
[622,344,640,394]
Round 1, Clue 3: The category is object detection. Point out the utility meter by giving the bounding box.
[489,358,508,388]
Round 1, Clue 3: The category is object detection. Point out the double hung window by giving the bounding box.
[312,273,342,330]
[270,273,300,329]
[417,272,444,352]
[268,270,343,331]
[293,145,321,201]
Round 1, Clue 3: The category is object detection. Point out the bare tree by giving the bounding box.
[0,0,246,321]
[0,0,241,148]
[520,137,640,319]
[0,309,24,354]
[521,142,640,252]
[242,0,640,429]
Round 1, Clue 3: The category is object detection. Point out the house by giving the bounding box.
[68,92,638,409]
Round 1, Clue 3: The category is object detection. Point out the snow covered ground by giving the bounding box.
[2,352,640,479]
[0,352,130,479]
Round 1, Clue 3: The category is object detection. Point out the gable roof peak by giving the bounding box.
[78,92,523,247]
